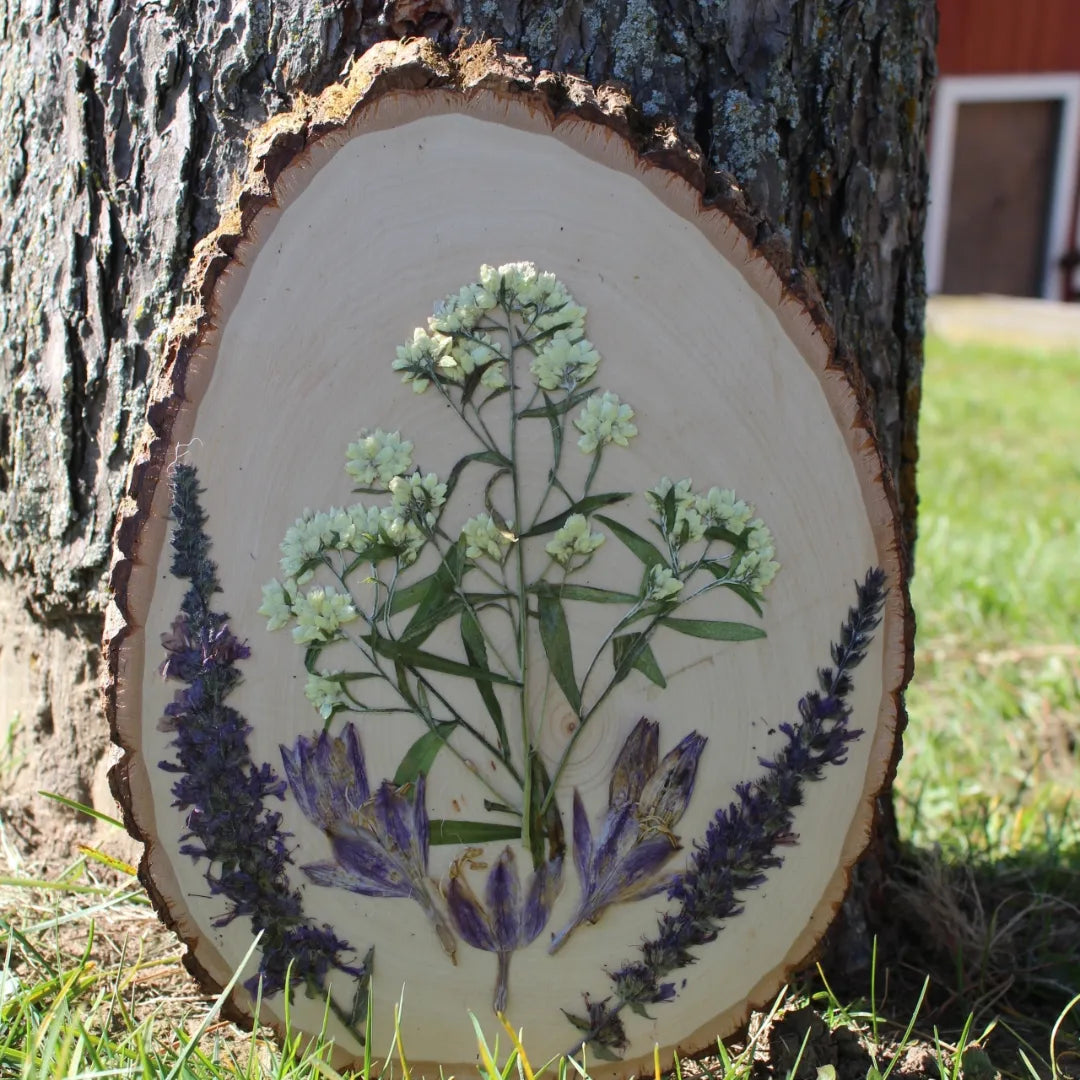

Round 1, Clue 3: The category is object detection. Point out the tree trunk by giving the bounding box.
[0,0,933,955]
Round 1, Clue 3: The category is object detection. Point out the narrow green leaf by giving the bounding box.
[595,514,667,569]
[392,722,457,786]
[517,387,594,419]
[704,525,745,545]
[612,634,667,688]
[400,540,465,644]
[722,578,765,616]
[659,617,766,641]
[523,491,631,539]
[537,593,581,712]
[460,608,509,752]
[389,572,437,614]
[530,582,640,604]
[443,449,511,502]
[369,635,520,684]
[428,820,522,845]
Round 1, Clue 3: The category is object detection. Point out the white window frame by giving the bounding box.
[926,73,1080,299]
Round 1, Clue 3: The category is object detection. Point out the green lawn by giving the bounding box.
[899,337,1080,859]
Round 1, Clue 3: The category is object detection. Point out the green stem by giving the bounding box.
[505,303,537,862]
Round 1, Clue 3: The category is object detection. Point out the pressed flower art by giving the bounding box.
[142,263,891,1058]
[109,68,907,1076]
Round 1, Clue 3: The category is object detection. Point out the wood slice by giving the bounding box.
[106,40,910,1077]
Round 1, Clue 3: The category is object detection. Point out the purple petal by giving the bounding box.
[327,831,412,897]
[374,781,413,855]
[520,854,564,945]
[302,854,409,899]
[593,803,637,879]
[280,734,323,827]
[608,718,658,809]
[595,833,675,908]
[446,871,497,951]
[342,722,370,804]
[486,847,521,950]
[572,790,593,890]
[637,731,706,830]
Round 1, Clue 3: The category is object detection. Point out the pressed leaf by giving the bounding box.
[704,524,745,546]
[696,574,766,616]
[660,617,766,641]
[595,514,667,569]
[393,722,457,786]
[442,449,512,502]
[523,491,631,539]
[388,572,437,615]
[400,541,465,644]
[612,634,667,688]
[537,593,581,712]
[516,387,594,419]
[369,635,521,684]
[460,607,509,752]
[428,820,522,845]
[529,582,640,604]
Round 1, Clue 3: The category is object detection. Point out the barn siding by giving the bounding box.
[938,0,1080,75]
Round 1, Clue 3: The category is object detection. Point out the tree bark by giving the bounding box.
[0,0,933,952]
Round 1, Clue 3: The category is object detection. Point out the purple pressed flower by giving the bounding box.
[445,846,564,1012]
[282,723,457,961]
[549,720,706,953]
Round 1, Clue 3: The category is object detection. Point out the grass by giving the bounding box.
[1,332,1079,1078]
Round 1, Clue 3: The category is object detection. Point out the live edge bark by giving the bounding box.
[0,0,932,962]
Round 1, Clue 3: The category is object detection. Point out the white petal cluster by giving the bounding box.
[530,334,600,391]
[388,471,447,527]
[461,513,513,562]
[305,672,347,720]
[258,579,294,631]
[291,586,359,644]
[646,565,684,601]
[392,327,453,393]
[574,392,638,454]
[735,519,780,594]
[345,428,414,488]
[428,282,498,334]
[695,486,753,535]
[545,514,605,565]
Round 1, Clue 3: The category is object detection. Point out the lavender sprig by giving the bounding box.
[563,568,888,1055]
[158,464,368,1015]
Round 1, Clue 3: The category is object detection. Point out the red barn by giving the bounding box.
[929,0,1080,299]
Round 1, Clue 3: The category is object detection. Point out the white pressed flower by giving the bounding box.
[305,672,348,720]
[388,471,447,527]
[695,487,753,535]
[428,282,497,333]
[574,391,638,454]
[646,565,684,601]
[530,335,600,391]
[280,510,329,581]
[480,361,509,389]
[461,513,513,562]
[291,587,359,644]
[545,514,605,565]
[345,429,414,488]
[379,508,426,566]
[735,549,781,594]
[258,579,293,631]
[645,477,695,515]
[392,327,453,393]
